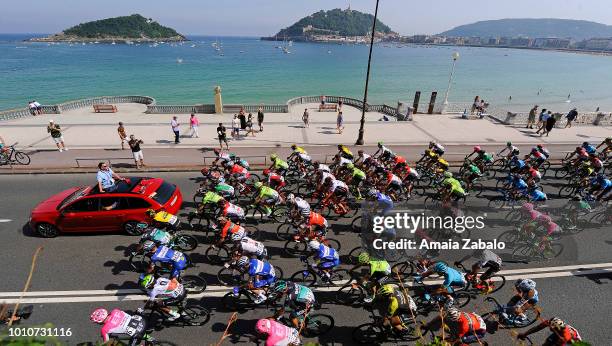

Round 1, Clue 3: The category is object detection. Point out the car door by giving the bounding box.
[57,197,100,232]
[96,197,130,232]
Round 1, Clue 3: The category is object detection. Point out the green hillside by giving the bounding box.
[56,14,184,40]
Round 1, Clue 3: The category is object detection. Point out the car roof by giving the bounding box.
[88,177,161,196]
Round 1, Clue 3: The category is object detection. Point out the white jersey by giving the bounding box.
[328,179,348,192]
[317,164,331,173]
[338,157,352,166]
[239,237,266,256]
[148,277,184,300]
[295,197,311,215]
[477,250,502,266]
[319,172,335,184]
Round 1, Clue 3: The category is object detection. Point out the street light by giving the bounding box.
[441,51,460,114]
[355,0,380,145]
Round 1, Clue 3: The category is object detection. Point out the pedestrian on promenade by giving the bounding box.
[336,111,344,134]
[33,100,42,115]
[28,101,37,115]
[527,105,538,129]
[257,106,264,132]
[302,108,310,128]
[189,114,200,138]
[338,100,343,113]
[246,113,256,137]
[171,116,180,144]
[565,108,578,128]
[96,162,125,193]
[117,122,128,150]
[320,95,326,105]
[536,109,549,134]
[239,108,247,130]
[217,122,229,150]
[232,115,240,138]
[0,135,9,160]
[128,135,145,169]
[471,96,480,114]
[47,120,67,152]
[544,112,556,137]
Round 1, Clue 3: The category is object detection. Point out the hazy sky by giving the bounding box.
[2,0,612,36]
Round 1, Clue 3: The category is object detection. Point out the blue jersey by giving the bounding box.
[376,192,394,214]
[315,244,338,262]
[594,177,612,189]
[513,179,528,190]
[529,189,547,201]
[248,259,276,288]
[441,267,466,292]
[584,145,596,154]
[151,246,187,277]
[511,159,526,170]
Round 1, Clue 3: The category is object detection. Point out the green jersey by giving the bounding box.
[202,191,223,205]
[468,165,481,175]
[258,186,279,199]
[443,178,465,194]
[214,183,234,193]
[351,167,366,179]
[369,259,391,275]
[272,159,289,170]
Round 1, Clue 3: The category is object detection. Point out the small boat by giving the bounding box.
[327,50,332,54]
[177,58,183,64]
[111,41,116,45]
[191,44,196,48]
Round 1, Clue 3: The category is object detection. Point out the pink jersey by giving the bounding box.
[528,210,542,221]
[265,319,300,346]
[100,309,141,342]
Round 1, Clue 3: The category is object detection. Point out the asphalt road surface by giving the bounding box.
[0,171,610,345]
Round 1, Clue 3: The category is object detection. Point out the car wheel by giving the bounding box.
[124,221,143,236]
[36,223,59,238]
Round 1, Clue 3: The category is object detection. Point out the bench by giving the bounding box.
[319,104,338,112]
[93,104,118,113]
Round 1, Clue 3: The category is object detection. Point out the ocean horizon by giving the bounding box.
[2,34,612,113]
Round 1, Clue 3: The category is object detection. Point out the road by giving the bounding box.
[0,172,610,345]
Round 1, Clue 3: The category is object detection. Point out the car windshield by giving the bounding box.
[151,182,176,205]
[58,187,89,210]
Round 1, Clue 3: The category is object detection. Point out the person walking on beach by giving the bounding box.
[336,111,344,134]
[527,105,538,129]
[536,109,549,134]
[246,113,256,137]
[47,120,67,152]
[544,111,556,137]
[117,122,128,150]
[231,115,240,138]
[171,116,180,144]
[257,107,264,132]
[302,108,310,128]
[217,122,229,150]
[128,135,145,169]
[565,108,578,128]
[189,114,200,138]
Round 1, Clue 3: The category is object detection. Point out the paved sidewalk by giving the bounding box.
[1,102,609,172]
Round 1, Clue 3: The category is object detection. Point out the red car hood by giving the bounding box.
[31,186,85,215]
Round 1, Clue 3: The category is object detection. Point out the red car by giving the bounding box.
[29,177,183,237]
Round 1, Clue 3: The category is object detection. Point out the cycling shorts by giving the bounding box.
[318,258,340,269]
[159,289,187,306]
[333,187,348,198]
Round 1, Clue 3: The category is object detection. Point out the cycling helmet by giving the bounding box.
[237,256,249,267]
[308,240,320,251]
[200,167,209,175]
[432,262,448,273]
[255,319,272,335]
[531,147,538,153]
[210,171,221,180]
[217,215,228,224]
[254,182,263,189]
[142,240,156,252]
[377,141,383,148]
[287,193,295,204]
[444,171,453,178]
[549,317,566,331]
[506,142,512,147]
[512,149,520,155]
[429,141,435,147]
[473,146,481,152]
[145,209,156,218]
[582,142,589,147]
[230,153,236,159]
[324,176,333,184]
[90,308,109,323]
[358,150,364,154]
[358,252,370,265]
[231,232,244,242]
[263,169,270,176]
[521,202,534,212]
[367,189,378,199]
[514,278,536,291]
[139,273,155,289]
[291,144,297,149]
[346,163,354,169]
[537,144,544,149]
[379,284,395,297]
[270,153,278,160]
[446,307,461,321]
[272,280,288,293]
[337,144,343,150]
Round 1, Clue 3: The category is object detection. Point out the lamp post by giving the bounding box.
[355,0,380,145]
[441,51,460,114]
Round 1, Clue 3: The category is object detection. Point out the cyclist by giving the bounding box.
[536,144,551,159]
[254,181,282,217]
[345,163,366,198]
[415,259,466,308]
[199,190,224,212]
[461,163,483,191]
[429,141,446,156]
[216,199,246,221]
[524,164,542,185]
[423,307,486,345]
[263,169,286,191]
[588,153,604,173]
[535,214,560,236]
[286,193,310,223]
[146,209,180,231]
[337,144,354,160]
[468,146,493,172]
[306,240,340,280]
[365,189,394,215]
[441,172,466,202]
[382,170,404,200]
[528,187,548,202]
[269,154,289,176]
[436,157,451,173]
[139,273,185,321]
[224,161,250,183]
[212,148,232,166]
[518,317,582,345]
[509,174,529,196]
[506,279,539,322]
[289,144,311,176]
[216,216,246,245]
[304,210,328,238]
[331,154,352,175]
[525,147,548,168]
[322,176,349,215]
[400,166,420,198]
[271,280,316,330]
[313,161,331,173]
[582,141,597,155]
[254,318,301,346]
[354,149,371,168]
[373,141,394,159]
[596,137,612,158]
[375,284,418,338]
[90,308,150,346]
[141,240,187,279]
[210,174,235,199]
[238,256,277,304]
[589,173,612,201]
[498,142,519,159]
[234,235,268,260]
[140,225,173,247]
[357,252,392,303]
[455,249,502,290]
[233,154,250,170]
[0,136,8,159]
[509,155,527,173]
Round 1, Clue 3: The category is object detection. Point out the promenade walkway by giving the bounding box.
[1,102,610,172]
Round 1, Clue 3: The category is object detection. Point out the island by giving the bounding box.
[262,7,398,44]
[29,14,186,43]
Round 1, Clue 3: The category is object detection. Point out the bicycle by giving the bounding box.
[411,278,471,314]
[275,311,334,337]
[289,256,351,287]
[351,306,419,344]
[454,262,506,295]
[137,223,198,252]
[216,261,283,287]
[481,296,540,329]
[145,300,211,327]
[221,285,281,312]
[510,237,564,262]
[0,143,31,166]
[283,233,341,258]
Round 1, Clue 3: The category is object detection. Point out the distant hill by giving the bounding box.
[268,8,392,40]
[440,18,612,40]
[30,14,185,42]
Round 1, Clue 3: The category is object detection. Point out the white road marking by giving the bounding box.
[0,219,12,223]
[0,263,610,304]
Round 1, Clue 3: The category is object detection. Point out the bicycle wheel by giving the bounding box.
[174,234,198,251]
[243,225,261,241]
[453,291,471,308]
[273,265,285,280]
[540,161,550,176]
[498,230,519,246]
[204,245,230,265]
[276,222,296,241]
[542,243,564,260]
[488,196,507,209]
[326,268,351,287]
[511,244,535,262]
[193,192,204,204]
[290,269,318,287]
[352,323,385,344]
[221,292,252,312]
[558,185,576,198]
[302,314,334,337]
[350,216,363,233]
[322,238,341,251]
[391,261,415,279]
[554,166,570,179]
[485,275,506,294]
[128,253,151,272]
[504,209,523,222]
[270,206,289,223]
[217,267,248,286]
[283,239,307,257]
[244,205,265,223]
[182,305,211,326]
[472,182,485,197]
[181,275,207,293]
[511,308,541,328]
[14,151,31,165]
[335,283,364,306]
[347,246,364,265]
